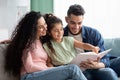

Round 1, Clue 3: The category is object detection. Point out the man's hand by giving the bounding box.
[80,57,105,69]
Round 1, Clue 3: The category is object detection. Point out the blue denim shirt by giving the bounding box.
[64,25,110,67]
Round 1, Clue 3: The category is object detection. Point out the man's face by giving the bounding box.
[66,14,84,35]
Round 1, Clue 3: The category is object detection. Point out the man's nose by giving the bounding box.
[75,24,79,28]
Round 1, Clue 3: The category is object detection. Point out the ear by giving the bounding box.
[83,16,84,19]
[65,16,69,23]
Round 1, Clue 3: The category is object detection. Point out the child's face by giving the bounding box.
[36,17,47,39]
[50,23,64,42]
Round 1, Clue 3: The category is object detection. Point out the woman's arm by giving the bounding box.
[23,51,52,73]
[0,39,11,44]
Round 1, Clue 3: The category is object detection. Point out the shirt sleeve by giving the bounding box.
[98,37,110,67]
[92,29,110,67]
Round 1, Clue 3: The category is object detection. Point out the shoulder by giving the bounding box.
[82,25,100,34]
[43,43,48,49]
[63,36,74,43]
[63,36,74,40]
[82,26,102,39]
[82,25,103,42]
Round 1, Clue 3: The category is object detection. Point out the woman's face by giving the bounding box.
[36,17,47,39]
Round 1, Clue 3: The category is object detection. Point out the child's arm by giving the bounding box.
[74,39,100,53]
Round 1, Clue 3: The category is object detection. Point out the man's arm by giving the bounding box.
[93,30,110,67]
[82,26,110,68]
[0,39,11,44]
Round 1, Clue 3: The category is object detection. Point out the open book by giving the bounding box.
[70,49,112,71]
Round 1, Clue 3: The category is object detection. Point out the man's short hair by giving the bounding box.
[67,4,85,16]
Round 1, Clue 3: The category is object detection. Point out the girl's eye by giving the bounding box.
[38,26,42,29]
[54,30,58,32]
[60,28,63,31]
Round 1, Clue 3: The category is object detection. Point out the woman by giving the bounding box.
[4,11,87,80]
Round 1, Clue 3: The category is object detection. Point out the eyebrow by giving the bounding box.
[70,20,82,24]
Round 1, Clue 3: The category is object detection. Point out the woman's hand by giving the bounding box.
[47,57,54,67]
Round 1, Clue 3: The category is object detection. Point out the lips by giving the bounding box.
[72,29,78,32]
[57,35,62,37]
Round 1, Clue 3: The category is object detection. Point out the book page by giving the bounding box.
[70,49,112,71]
[98,49,112,58]
[70,52,98,66]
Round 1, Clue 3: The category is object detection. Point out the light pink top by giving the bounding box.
[21,40,50,75]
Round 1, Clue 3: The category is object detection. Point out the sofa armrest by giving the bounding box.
[0,43,18,80]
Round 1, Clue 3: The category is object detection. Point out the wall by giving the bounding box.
[31,0,53,14]
[1,0,119,41]
[0,0,30,41]
[54,0,120,38]
[0,0,53,41]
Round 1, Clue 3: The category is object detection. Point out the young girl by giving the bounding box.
[4,11,87,80]
[43,14,100,66]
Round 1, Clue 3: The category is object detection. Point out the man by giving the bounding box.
[64,4,120,80]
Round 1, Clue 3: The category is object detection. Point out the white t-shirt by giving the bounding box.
[68,31,84,54]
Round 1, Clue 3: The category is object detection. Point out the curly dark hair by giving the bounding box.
[67,4,85,16]
[4,11,42,78]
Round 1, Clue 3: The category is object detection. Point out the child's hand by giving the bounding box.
[92,46,100,53]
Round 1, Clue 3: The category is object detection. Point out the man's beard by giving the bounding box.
[68,28,82,35]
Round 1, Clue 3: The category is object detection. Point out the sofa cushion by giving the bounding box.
[104,38,120,57]
[0,44,18,80]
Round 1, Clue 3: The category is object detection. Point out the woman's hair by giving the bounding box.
[43,13,63,54]
[4,11,42,78]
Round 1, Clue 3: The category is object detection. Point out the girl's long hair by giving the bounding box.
[43,14,63,54]
[4,11,42,78]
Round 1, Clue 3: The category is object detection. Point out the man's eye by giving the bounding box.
[70,21,75,24]
[78,22,82,25]
[60,28,64,31]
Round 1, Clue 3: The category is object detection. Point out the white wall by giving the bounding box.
[0,0,30,41]
[54,0,120,38]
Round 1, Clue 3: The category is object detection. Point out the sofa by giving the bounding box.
[0,44,18,80]
[0,38,120,80]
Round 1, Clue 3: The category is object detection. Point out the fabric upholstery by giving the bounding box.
[0,44,17,80]
[0,38,120,79]
[104,38,120,57]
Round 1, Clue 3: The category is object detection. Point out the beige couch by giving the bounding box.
[0,38,120,80]
[0,44,18,80]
